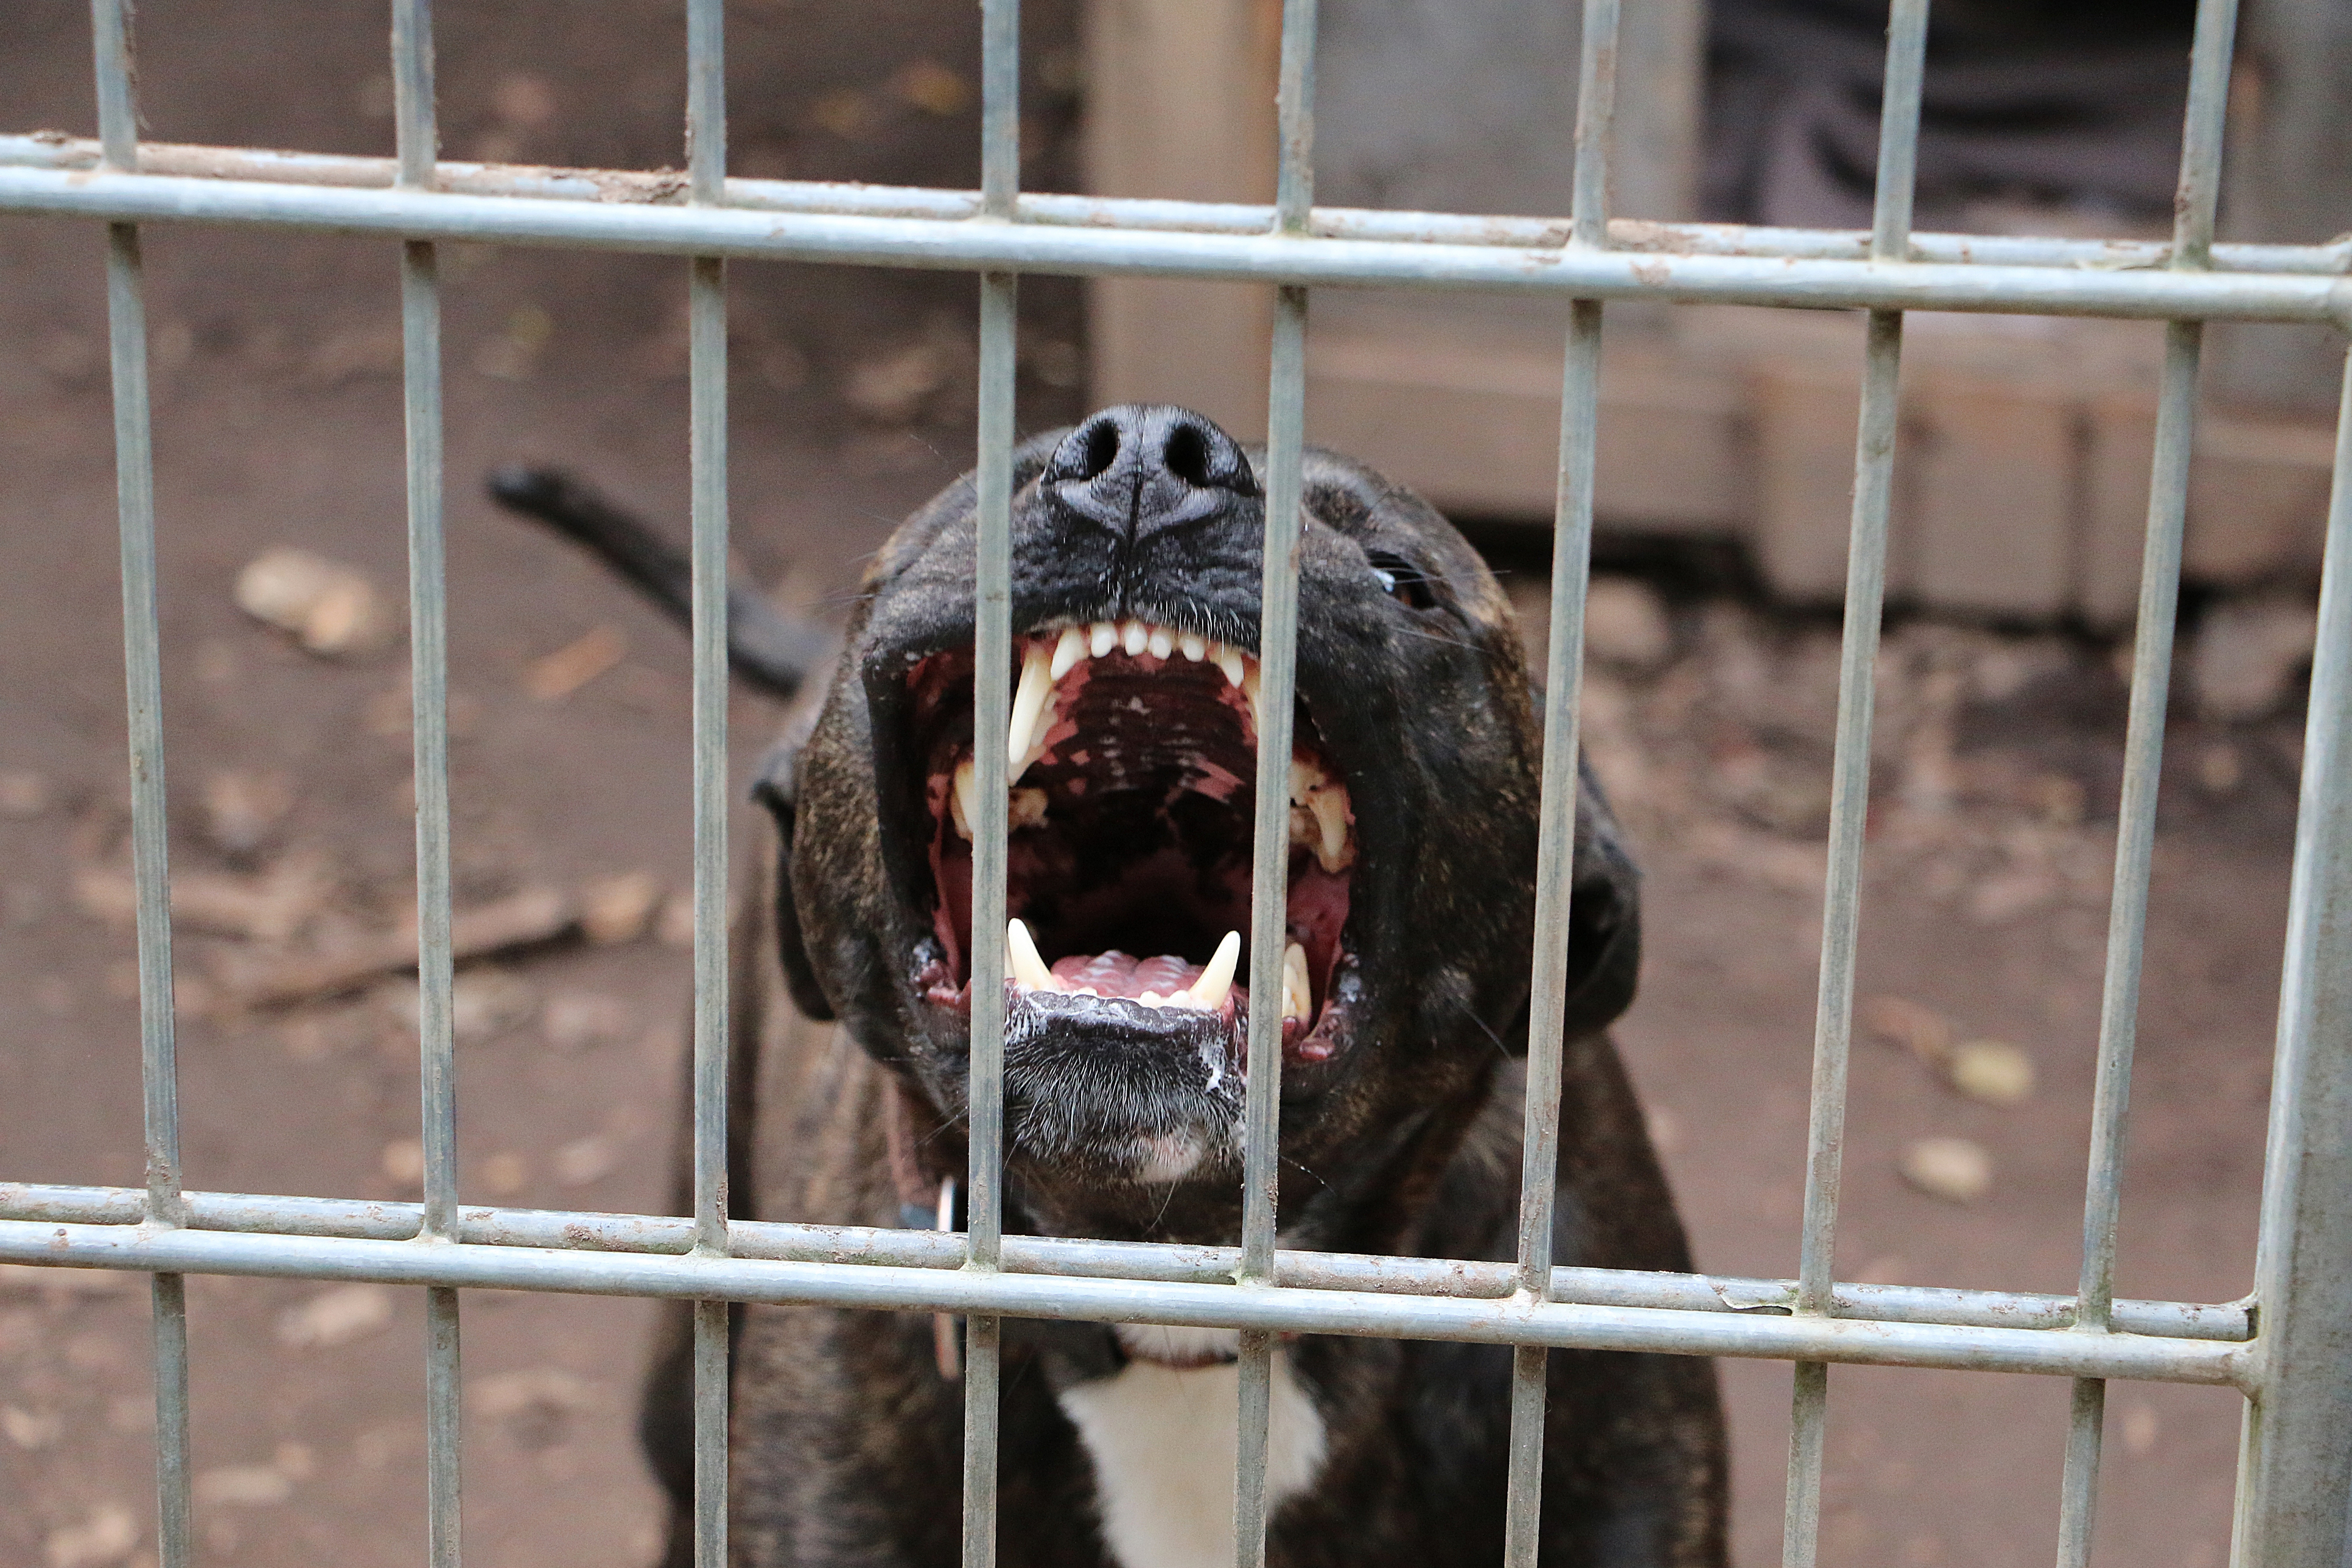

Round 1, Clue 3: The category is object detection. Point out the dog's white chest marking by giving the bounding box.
[1055,1337,1327,1568]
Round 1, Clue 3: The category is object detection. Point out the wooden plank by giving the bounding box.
[1304,304,1749,527]
[2212,0,2352,413]
[2081,394,2157,631]
[1751,365,1866,605]
[1906,376,2077,620]
[2185,415,2340,586]
[1080,0,1278,435]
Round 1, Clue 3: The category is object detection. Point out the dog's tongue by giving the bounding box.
[1048,951,1207,1002]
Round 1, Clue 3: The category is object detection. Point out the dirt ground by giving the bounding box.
[0,5,2313,1567]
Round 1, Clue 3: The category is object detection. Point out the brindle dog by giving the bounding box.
[492,404,1726,1568]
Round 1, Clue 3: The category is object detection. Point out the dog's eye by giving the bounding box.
[1367,552,1437,611]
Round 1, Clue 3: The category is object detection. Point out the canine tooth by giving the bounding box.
[1050,626,1088,681]
[1243,665,1265,740]
[1178,632,1206,662]
[1121,618,1149,657]
[1213,645,1245,688]
[1281,940,1311,1023]
[1187,929,1241,1011]
[1007,642,1055,777]
[951,758,979,841]
[1287,758,1353,872]
[1090,621,1119,659]
[1309,789,1352,872]
[1006,919,1055,991]
[1146,625,1174,659]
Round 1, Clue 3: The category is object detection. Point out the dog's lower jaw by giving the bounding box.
[1057,1346,1328,1568]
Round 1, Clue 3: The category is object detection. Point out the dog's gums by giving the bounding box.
[904,618,1354,1074]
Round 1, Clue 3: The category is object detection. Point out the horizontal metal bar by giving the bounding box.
[6,135,2347,278]
[2,165,2345,324]
[0,1220,2252,1387]
[0,1186,2250,1342]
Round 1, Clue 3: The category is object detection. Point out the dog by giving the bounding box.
[492,404,1727,1568]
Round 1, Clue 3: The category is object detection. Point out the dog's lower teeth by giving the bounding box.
[1281,940,1311,1024]
[1006,918,1056,990]
[1287,757,1356,873]
[1189,929,1241,1010]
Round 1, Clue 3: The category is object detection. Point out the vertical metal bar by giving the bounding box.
[2056,5,2235,1562]
[1783,4,1927,1564]
[1502,1,1619,1560]
[962,268,1016,1568]
[391,3,462,1564]
[89,5,191,1564]
[962,4,1021,1567]
[1234,8,1317,1565]
[684,4,733,1567]
[2230,338,2352,1566]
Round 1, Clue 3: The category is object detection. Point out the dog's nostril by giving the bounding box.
[1076,419,1121,482]
[1161,424,1212,488]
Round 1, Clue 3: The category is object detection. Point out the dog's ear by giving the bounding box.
[751,739,836,1022]
[1553,757,1642,1038]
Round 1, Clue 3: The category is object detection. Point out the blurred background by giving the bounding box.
[2,1,2345,1565]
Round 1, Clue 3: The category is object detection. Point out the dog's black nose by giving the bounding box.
[1041,405,1258,541]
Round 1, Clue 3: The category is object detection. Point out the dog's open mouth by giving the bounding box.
[900,619,1357,1074]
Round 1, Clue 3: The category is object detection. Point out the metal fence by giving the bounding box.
[2,0,2350,1563]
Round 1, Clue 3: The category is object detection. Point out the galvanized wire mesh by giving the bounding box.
[5,0,2352,1563]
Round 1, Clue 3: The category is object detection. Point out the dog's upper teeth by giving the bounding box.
[1281,940,1311,1024]
[1006,918,1056,991]
[1243,665,1265,742]
[1214,645,1245,689]
[1186,929,1241,1011]
[1288,757,1356,874]
[1008,642,1058,782]
[951,757,979,841]
[1178,632,1207,663]
[1089,620,1119,659]
[1050,625,1088,681]
[1146,626,1174,660]
[1120,618,1149,657]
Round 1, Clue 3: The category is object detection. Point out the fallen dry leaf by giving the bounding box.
[194,1464,295,1508]
[1861,994,1953,1066]
[234,547,393,656]
[381,1138,425,1186]
[579,870,663,943]
[2,1404,61,1448]
[889,58,971,116]
[44,1504,137,1568]
[1900,1136,1993,1204]
[1948,1039,2035,1105]
[276,1283,393,1349]
[524,625,628,701]
[478,1150,530,1198]
[553,1132,621,1187]
[0,768,53,817]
